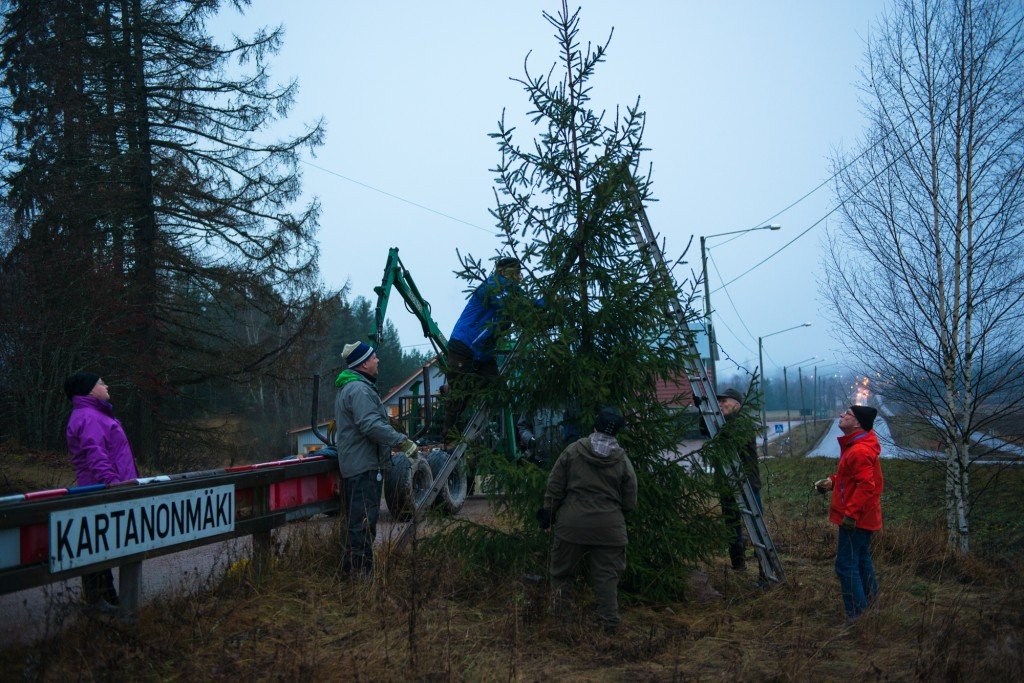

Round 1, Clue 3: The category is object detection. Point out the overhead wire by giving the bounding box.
[299,159,495,235]
[708,251,758,347]
[712,205,845,294]
[709,12,1024,293]
[707,240,784,372]
[713,103,937,293]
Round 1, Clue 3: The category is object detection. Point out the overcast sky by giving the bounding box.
[215,1,889,380]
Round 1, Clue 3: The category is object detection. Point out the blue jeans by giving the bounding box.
[835,526,878,619]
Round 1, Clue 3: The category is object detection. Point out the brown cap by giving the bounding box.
[716,388,744,404]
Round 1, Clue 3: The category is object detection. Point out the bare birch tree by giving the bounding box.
[824,0,1024,553]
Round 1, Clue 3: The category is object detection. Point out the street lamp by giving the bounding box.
[700,224,781,389]
[758,322,811,459]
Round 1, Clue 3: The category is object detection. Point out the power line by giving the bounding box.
[711,309,755,357]
[718,14,1024,260]
[707,252,791,372]
[708,251,758,347]
[299,159,495,235]
[712,132,912,294]
[709,11,1024,293]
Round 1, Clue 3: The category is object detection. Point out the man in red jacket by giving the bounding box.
[815,404,883,621]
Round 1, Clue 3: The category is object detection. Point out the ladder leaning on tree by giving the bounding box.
[626,190,785,583]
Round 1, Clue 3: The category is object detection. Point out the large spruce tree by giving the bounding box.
[436,3,742,600]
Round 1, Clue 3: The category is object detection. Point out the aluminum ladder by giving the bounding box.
[628,195,785,583]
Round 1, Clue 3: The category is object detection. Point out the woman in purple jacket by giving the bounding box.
[64,372,139,611]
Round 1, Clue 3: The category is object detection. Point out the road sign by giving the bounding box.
[774,424,784,434]
[50,485,235,571]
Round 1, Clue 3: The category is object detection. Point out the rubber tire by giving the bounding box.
[426,449,468,515]
[384,454,434,521]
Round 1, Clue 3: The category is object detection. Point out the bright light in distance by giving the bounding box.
[853,375,871,404]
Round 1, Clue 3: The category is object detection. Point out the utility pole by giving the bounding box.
[783,366,792,456]
[813,368,819,422]
[798,366,807,422]
[758,323,811,459]
[700,236,715,389]
[700,225,780,391]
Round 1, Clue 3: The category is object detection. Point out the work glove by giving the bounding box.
[813,478,832,494]
[535,507,552,531]
[841,516,857,531]
[400,438,419,460]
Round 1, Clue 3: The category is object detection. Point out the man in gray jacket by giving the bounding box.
[334,341,418,577]
[538,406,637,632]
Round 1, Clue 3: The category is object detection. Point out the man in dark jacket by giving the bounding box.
[334,341,418,578]
[64,372,139,612]
[814,404,883,621]
[538,406,637,632]
[715,388,761,571]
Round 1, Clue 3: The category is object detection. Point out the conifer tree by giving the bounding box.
[0,0,324,461]
[438,3,749,600]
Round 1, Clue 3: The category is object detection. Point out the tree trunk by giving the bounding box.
[121,0,161,466]
[946,437,970,553]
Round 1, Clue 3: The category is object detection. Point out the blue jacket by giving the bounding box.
[450,273,518,362]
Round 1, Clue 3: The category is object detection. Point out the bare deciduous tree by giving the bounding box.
[824,0,1024,552]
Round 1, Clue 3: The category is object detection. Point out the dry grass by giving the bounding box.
[4,492,1023,682]
[0,447,77,494]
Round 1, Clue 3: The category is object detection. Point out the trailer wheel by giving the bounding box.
[384,454,434,521]
[426,449,468,515]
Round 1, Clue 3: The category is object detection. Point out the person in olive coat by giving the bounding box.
[537,406,637,631]
[715,387,761,571]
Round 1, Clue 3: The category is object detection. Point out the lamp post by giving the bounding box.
[758,322,811,459]
[700,224,780,389]
[783,356,816,455]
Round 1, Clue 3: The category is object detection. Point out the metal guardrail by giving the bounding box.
[0,456,340,620]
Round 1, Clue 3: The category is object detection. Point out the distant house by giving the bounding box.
[286,420,332,457]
